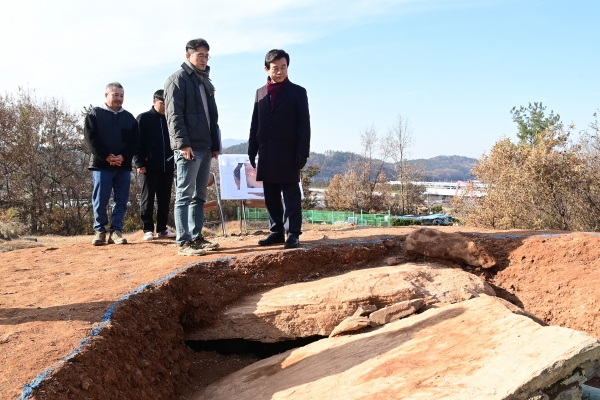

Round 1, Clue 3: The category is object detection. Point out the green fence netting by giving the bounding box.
[237,208,392,227]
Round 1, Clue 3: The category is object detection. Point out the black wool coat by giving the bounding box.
[248,81,311,183]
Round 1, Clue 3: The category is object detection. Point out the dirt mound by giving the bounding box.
[486,232,600,338]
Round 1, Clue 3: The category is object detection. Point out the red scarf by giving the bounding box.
[266,77,289,109]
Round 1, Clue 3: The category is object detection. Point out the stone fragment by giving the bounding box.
[352,305,377,317]
[405,228,496,268]
[369,298,424,326]
[329,316,370,337]
[186,264,495,342]
[382,239,396,249]
[81,380,90,391]
[385,256,405,265]
[192,296,600,400]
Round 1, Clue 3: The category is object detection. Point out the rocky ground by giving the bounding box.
[2,225,600,399]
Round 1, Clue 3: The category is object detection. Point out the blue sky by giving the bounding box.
[2,0,598,159]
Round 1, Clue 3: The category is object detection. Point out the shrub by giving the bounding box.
[430,205,443,214]
[391,218,420,227]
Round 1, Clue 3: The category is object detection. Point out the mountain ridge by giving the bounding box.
[222,142,477,181]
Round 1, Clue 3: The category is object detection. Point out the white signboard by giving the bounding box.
[218,154,303,200]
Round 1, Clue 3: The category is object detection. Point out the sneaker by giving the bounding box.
[143,231,154,241]
[157,228,176,238]
[108,230,127,245]
[92,231,106,246]
[178,241,207,256]
[193,236,220,251]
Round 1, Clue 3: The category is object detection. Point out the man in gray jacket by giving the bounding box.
[164,38,221,256]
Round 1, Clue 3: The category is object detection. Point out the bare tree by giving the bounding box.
[325,126,391,212]
[0,88,94,234]
[358,125,388,210]
[382,115,424,215]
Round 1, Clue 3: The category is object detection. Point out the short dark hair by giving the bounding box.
[153,89,164,101]
[264,49,289,68]
[186,38,210,53]
[105,82,123,93]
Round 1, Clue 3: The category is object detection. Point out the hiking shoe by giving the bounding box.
[157,228,176,238]
[108,230,127,244]
[193,236,220,251]
[142,231,154,241]
[178,241,207,256]
[92,231,106,246]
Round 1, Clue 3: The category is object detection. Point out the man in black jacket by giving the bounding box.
[84,82,140,246]
[134,90,175,241]
[164,38,221,256]
[248,49,311,249]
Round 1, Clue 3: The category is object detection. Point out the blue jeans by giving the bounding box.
[92,169,131,232]
[174,148,212,246]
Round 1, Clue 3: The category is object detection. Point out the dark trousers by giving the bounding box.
[140,171,174,233]
[263,182,302,236]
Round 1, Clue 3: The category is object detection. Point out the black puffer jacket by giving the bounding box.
[84,106,140,171]
[133,107,174,173]
[164,63,220,151]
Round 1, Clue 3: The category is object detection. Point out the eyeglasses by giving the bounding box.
[193,53,210,60]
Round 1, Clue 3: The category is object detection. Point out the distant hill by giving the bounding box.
[221,138,246,148]
[411,155,478,181]
[221,143,477,182]
[222,142,248,154]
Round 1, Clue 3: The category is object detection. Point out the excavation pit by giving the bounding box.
[19,235,400,399]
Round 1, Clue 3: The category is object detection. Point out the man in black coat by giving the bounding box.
[133,90,175,241]
[248,49,311,249]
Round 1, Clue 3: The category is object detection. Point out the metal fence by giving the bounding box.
[238,208,392,227]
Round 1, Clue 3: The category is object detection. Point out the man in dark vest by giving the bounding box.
[84,82,140,246]
[164,38,221,256]
[134,89,176,241]
[248,49,311,249]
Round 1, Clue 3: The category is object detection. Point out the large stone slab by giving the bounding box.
[406,228,497,268]
[192,295,600,400]
[186,263,495,342]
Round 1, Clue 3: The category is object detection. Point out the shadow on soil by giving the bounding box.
[0,301,113,325]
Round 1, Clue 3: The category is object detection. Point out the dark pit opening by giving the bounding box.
[186,336,326,359]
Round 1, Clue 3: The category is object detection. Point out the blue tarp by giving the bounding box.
[394,213,453,226]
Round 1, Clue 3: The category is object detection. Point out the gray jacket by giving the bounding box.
[164,63,220,152]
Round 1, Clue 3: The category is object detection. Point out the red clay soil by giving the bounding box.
[3,226,600,399]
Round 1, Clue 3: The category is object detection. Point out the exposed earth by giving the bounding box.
[2,225,600,399]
